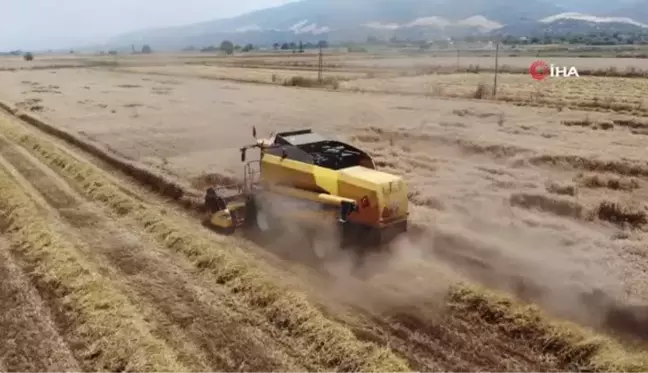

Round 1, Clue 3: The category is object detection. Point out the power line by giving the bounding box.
[318,43,323,83]
[493,40,500,98]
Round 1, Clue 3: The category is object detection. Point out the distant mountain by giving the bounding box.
[493,11,648,38]
[107,0,562,48]
[541,12,648,28]
[495,18,647,38]
[103,0,648,50]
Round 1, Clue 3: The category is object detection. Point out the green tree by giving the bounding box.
[220,40,234,54]
[141,44,152,53]
[242,43,254,52]
[23,52,33,61]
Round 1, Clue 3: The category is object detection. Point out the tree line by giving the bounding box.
[183,40,329,54]
[364,32,648,46]
[500,32,648,46]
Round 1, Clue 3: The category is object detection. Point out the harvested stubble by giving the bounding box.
[0,116,409,372]
[449,285,648,372]
[576,173,641,191]
[2,107,648,371]
[118,65,359,86]
[0,167,186,372]
[341,73,648,116]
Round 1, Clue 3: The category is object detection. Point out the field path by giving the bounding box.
[0,131,314,371]
[0,238,80,372]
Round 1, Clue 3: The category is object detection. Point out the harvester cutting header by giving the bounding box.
[203,126,409,258]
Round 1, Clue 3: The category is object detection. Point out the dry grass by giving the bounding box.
[595,200,648,228]
[576,173,641,191]
[2,106,648,372]
[0,239,80,371]
[4,53,648,120]
[341,73,648,116]
[2,57,648,369]
[510,191,648,229]
[118,65,360,86]
[0,167,186,372]
[510,192,585,219]
[0,113,410,372]
[545,180,578,196]
[5,52,648,79]
[450,285,648,372]
[282,75,340,89]
[339,56,648,73]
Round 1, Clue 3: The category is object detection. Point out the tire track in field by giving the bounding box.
[326,293,561,372]
[2,121,563,371]
[3,104,645,372]
[0,239,80,372]
[385,311,558,372]
[0,136,308,371]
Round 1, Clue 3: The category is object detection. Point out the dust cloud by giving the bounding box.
[256,189,648,341]
[383,208,648,341]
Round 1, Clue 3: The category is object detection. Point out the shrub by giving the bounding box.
[282,75,339,89]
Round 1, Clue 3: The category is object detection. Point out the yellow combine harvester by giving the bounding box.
[203,127,409,258]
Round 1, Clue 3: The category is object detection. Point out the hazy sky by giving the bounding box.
[2,0,296,51]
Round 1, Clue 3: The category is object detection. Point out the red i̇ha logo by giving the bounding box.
[529,60,579,80]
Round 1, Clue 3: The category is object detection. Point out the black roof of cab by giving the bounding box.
[275,129,327,146]
[268,129,375,170]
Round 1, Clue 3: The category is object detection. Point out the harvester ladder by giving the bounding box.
[243,160,261,193]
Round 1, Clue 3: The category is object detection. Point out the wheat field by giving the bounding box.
[341,73,648,115]
[0,52,647,371]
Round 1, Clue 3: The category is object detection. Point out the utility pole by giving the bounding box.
[318,43,323,83]
[493,40,500,98]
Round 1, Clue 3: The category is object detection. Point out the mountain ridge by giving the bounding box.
[105,0,648,50]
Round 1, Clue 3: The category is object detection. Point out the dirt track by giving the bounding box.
[0,238,80,371]
[1,54,648,371]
